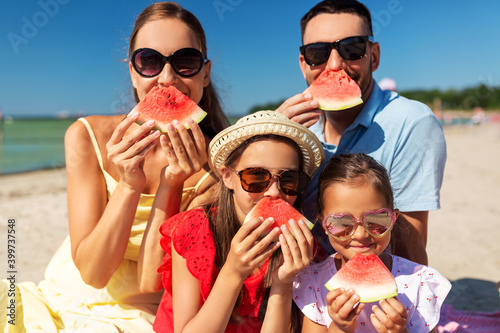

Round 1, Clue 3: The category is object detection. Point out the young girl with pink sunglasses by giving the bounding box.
[293,153,451,333]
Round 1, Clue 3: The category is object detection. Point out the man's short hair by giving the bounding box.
[300,0,373,42]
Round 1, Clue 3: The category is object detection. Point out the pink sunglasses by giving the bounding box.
[322,208,396,240]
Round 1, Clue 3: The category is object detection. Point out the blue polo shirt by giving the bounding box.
[304,82,446,228]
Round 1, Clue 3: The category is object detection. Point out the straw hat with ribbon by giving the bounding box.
[209,110,325,178]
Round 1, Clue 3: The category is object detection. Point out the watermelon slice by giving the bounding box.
[244,197,314,236]
[305,69,363,111]
[132,85,207,131]
[324,253,397,303]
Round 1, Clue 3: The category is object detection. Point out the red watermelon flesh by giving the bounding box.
[244,197,314,237]
[305,69,363,111]
[133,85,207,132]
[324,253,398,303]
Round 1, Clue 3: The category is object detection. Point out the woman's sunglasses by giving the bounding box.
[300,36,374,66]
[131,47,206,78]
[322,208,396,241]
[230,167,310,196]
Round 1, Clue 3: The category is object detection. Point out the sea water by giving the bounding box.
[0,118,74,174]
[0,114,489,175]
[0,116,240,175]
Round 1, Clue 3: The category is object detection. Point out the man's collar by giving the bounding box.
[311,81,384,138]
[346,81,383,130]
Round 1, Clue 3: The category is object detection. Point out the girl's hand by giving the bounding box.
[106,111,160,189]
[224,217,281,281]
[272,219,314,285]
[159,118,207,186]
[371,297,408,333]
[326,288,365,333]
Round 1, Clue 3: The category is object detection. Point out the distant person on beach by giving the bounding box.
[152,111,325,332]
[276,0,446,265]
[471,107,486,125]
[378,77,397,92]
[293,153,451,332]
[0,2,228,332]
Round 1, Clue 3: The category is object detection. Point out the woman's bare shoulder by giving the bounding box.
[66,115,126,142]
[64,115,127,167]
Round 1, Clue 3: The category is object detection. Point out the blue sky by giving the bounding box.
[1,0,499,118]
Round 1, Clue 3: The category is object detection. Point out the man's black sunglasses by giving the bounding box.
[300,36,374,66]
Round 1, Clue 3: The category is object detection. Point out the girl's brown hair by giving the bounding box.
[128,2,228,139]
[317,153,402,252]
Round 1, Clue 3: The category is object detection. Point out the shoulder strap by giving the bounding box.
[193,170,213,191]
[78,118,105,170]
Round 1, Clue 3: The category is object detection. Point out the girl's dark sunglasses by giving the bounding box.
[131,48,206,78]
[300,36,374,66]
[231,167,310,196]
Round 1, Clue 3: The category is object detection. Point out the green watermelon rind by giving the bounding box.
[134,86,207,132]
[317,96,363,111]
[325,278,398,303]
[324,253,398,303]
[244,197,315,231]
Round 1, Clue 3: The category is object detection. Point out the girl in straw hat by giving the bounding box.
[152,110,325,332]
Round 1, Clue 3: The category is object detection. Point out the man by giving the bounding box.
[277,0,446,265]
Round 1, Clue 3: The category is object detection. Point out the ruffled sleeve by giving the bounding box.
[293,257,336,326]
[413,265,451,330]
[157,208,217,299]
[393,256,452,331]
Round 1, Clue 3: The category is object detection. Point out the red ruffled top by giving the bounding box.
[153,208,268,333]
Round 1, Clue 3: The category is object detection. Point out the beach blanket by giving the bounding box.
[437,304,500,332]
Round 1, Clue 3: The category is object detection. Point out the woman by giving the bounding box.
[0,2,228,332]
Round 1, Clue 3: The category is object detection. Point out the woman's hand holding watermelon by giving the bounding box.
[159,118,207,187]
[106,111,160,190]
[137,118,210,293]
[325,288,365,333]
[370,297,409,333]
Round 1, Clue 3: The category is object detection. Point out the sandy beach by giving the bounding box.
[1,121,499,313]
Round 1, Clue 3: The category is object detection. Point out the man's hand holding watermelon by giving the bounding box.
[276,68,363,128]
[275,92,322,128]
